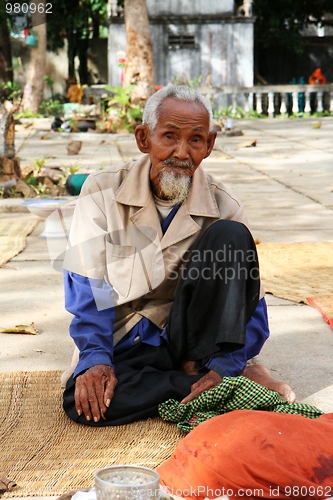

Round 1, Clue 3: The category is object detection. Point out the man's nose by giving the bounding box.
[174,139,190,159]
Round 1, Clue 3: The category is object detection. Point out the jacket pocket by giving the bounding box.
[105,241,136,300]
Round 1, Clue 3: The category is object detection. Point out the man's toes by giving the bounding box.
[276,382,296,404]
[241,364,297,403]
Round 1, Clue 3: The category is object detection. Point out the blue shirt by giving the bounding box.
[64,274,269,379]
[64,203,270,379]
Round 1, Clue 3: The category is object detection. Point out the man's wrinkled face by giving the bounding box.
[135,97,216,200]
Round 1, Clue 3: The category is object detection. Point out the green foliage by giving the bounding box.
[284,110,332,119]
[23,179,50,197]
[39,99,64,117]
[105,85,137,108]
[47,0,109,52]
[214,105,267,121]
[253,0,333,52]
[172,75,203,88]
[55,163,81,188]
[15,110,43,119]
[247,110,268,119]
[104,85,144,133]
[311,110,331,118]
[35,183,49,196]
[213,103,332,122]
[213,104,269,124]
[29,157,50,171]
[61,162,81,176]
[25,175,38,187]
[0,81,22,102]
[44,75,54,93]
[128,107,143,120]
[7,187,18,196]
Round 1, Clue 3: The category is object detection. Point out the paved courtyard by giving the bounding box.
[0,116,333,413]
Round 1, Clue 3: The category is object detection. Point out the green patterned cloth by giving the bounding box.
[158,376,324,433]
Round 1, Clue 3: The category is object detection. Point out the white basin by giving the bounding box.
[24,199,76,238]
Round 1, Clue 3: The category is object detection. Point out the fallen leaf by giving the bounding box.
[67,140,82,155]
[0,322,38,334]
[238,139,257,148]
[225,128,243,137]
[21,165,34,178]
[15,179,37,197]
[313,121,322,129]
[40,134,51,140]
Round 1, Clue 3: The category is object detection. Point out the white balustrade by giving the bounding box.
[199,84,333,116]
[267,92,275,118]
[255,92,262,114]
[280,93,288,116]
[317,91,324,113]
[304,91,311,114]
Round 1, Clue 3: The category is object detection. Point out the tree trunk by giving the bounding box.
[78,36,90,85]
[22,1,47,113]
[0,15,13,83]
[67,18,78,81]
[123,0,155,103]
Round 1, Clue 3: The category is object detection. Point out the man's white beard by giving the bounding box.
[159,171,192,204]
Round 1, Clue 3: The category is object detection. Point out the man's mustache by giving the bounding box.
[164,158,193,169]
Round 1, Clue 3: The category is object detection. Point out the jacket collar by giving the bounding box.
[115,154,153,207]
[185,162,220,218]
[115,154,220,218]
[114,154,220,247]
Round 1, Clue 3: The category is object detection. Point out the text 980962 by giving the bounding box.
[5,2,53,15]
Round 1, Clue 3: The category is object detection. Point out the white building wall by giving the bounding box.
[146,0,234,16]
[108,2,254,90]
[108,25,127,86]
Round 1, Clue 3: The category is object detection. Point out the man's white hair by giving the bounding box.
[142,85,214,132]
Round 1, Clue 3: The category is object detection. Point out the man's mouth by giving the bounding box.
[164,158,193,169]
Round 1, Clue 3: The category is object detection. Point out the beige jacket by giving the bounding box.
[62,154,259,383]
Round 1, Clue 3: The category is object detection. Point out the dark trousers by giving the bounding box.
[63,220,260,426]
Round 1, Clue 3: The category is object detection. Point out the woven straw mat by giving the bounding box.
[0,219,38,267]
[0,371,183,498]
[257,242,333,329]
[257,242,333,302]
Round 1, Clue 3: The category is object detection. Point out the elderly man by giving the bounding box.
[62,85,295,426]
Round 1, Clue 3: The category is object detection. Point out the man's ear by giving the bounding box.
[135,124,151,153]
[204,131,217,159]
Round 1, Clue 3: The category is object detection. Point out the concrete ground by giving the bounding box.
[1,116,333,416]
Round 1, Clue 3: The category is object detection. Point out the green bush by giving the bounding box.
[39,99,64,116]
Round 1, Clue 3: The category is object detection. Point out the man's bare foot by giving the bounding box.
[181,360,200,375]
[241,364,296,403]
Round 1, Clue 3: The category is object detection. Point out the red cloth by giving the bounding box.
[307,296,333,330]
[157,410,333,499]
[309,68,327,84]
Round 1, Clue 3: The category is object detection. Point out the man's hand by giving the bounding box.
[180,369,222,404]
[75,364,117,422]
